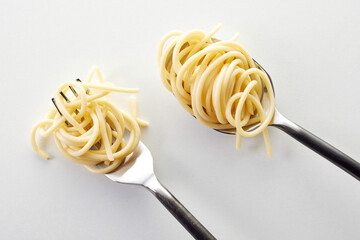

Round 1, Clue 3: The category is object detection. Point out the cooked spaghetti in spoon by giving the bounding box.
[158,25,275,157]
[31,66,148,174]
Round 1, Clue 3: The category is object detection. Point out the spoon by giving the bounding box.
[215,60,360,181]
[105,141,216,240]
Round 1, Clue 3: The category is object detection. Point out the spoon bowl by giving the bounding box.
[214,59,274,135]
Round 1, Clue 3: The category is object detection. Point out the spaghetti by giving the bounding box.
[158,25,275,157]
[31,67,147,174]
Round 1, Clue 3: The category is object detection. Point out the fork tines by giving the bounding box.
[52,79,85,124]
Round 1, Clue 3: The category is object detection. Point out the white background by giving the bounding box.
[1,0,360,239]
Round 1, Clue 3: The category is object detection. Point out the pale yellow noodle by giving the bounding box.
[158,25,275,157]
[131,96,149,127]
[31,66,147,174]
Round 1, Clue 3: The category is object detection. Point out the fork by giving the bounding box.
[105,141,216,240]
[53,82,216,239]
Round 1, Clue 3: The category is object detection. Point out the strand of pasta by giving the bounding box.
[158,25,275,157]
[31,66,148,174]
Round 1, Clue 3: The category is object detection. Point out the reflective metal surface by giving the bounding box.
[213,61,360,181]
[106,142,216,240]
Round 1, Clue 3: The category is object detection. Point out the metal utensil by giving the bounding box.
[105,141,216,240]
[52,85,216,240]
[215,60,360,181]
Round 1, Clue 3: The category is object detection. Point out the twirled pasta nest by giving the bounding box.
[158,25,275,156]
[31,67,147,174]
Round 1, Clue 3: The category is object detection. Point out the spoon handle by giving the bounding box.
[272,110,360,181]
[144,174,216,240]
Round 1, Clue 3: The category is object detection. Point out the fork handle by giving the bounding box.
[272,111,360,181]
[144,175,216,240]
